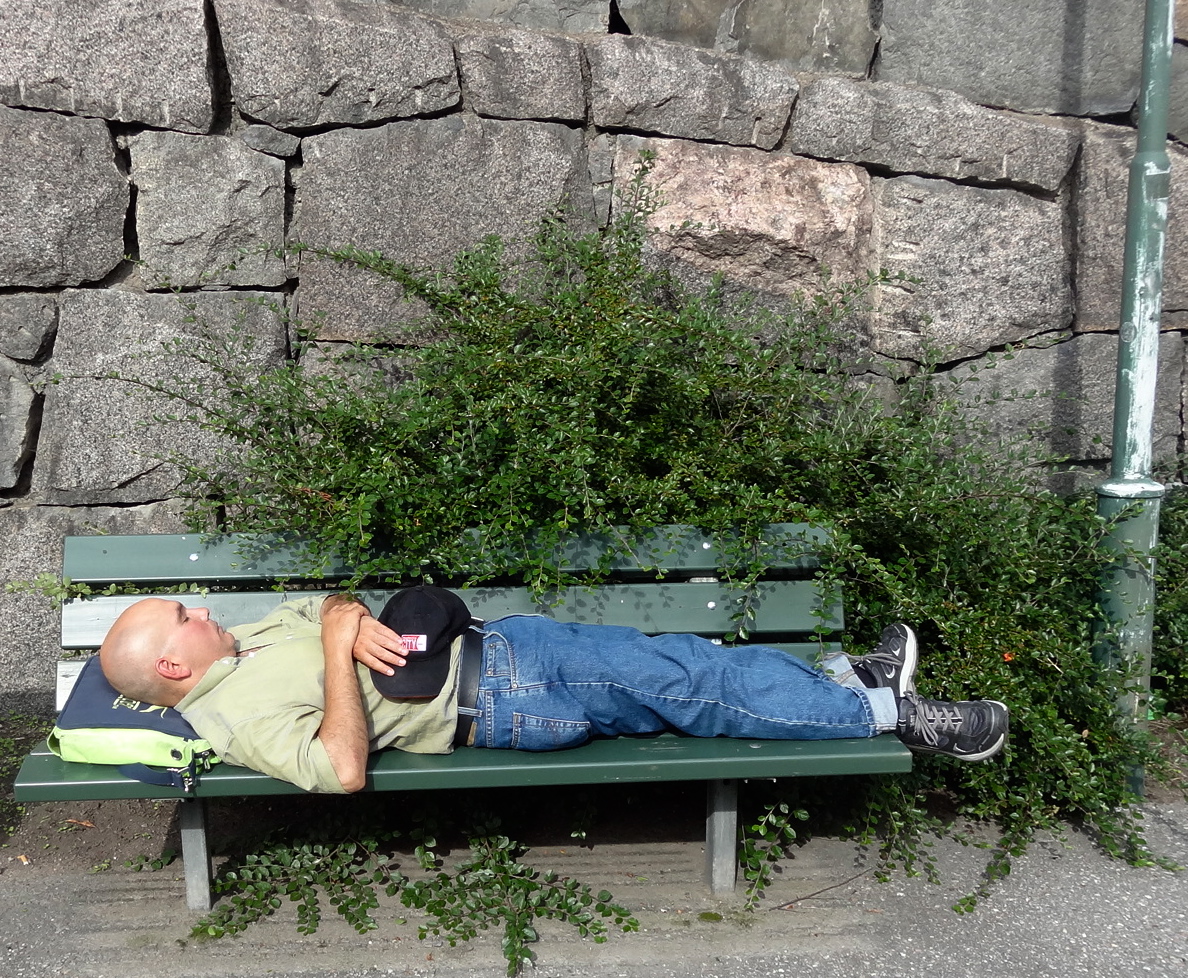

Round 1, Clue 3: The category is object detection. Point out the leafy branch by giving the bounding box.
[190,808,636,977]
[401,824,638,976]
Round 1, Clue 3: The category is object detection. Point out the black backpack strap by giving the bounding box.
[118,759,198,793]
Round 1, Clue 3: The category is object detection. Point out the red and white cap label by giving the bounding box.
[398,634,428,653]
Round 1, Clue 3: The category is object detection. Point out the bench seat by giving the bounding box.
[19,732,911,799]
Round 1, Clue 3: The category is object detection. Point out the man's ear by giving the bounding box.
[154,657,192,681]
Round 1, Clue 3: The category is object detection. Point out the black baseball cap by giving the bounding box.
[370,585,472,699]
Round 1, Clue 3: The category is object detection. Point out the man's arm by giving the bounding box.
[317,595,371,792]
[322,593,410,677]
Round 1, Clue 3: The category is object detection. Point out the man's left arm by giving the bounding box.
[316,596,372,792]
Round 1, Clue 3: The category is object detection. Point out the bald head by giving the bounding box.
[99,598,237,707]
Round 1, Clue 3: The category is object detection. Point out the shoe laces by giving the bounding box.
[847,648,901,671]
[902,694,963,748]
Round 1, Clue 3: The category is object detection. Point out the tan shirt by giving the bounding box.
[176,596,460,792]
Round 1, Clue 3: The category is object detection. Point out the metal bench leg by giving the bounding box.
[179,798,213,911]
[705,778,738,894]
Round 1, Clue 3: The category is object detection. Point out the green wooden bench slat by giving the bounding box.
[65,534,330,584]
[503,523,827,577]
[16,734,910,802]
[16,745,189,802]
[61,581,843,648]
[63,524,828,584]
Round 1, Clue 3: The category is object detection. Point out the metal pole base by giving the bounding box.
[705,778,738,894]
[179,798,213,911]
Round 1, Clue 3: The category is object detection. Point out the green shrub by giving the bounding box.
[133,155,1170,917]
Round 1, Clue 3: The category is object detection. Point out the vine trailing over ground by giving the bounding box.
[189,800,637,976]
[401,821,639,974]
[113,154,1183,944]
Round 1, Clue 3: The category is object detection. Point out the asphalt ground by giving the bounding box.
[1,797,1186,978]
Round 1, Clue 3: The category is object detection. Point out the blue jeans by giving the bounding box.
[471,615,896,751]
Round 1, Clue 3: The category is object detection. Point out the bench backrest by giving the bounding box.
[60,525,842,659]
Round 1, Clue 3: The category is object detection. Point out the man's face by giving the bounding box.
[162,601,239,672]
[101,598,240,706]
[120,598,238,678]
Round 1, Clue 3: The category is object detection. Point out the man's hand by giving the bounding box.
[352,616,409,676]
[319,593,409,675]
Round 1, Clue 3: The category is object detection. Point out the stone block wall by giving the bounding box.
[1,0,1185,711]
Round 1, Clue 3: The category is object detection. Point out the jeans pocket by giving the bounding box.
[510,712,591,751]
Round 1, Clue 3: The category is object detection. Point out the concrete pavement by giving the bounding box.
[1,798,1185,978]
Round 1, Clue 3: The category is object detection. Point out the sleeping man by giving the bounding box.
[99,592,1009,793]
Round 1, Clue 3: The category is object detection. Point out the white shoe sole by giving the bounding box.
[875,624,918,698]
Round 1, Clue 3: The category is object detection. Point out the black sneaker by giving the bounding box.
[850,624,918,698]
[895,693,1009,762]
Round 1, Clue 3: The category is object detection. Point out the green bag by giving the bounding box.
[49,656,220,790]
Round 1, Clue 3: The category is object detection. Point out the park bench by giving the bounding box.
[14,525,912,911]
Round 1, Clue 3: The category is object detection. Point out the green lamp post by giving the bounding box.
[1093,0,1176,774]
